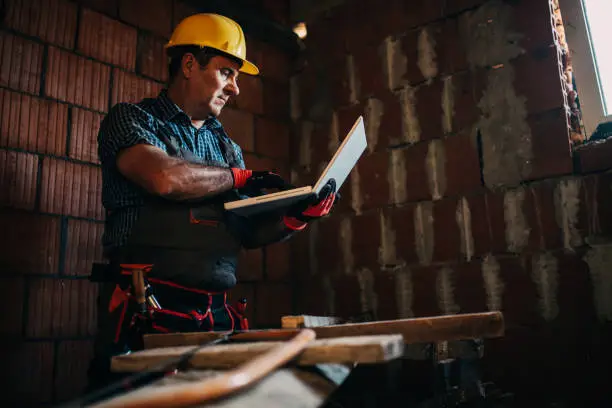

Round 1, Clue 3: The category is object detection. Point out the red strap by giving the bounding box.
[113,300,128,344]
[283,216,307,231]
[230,168,252,188]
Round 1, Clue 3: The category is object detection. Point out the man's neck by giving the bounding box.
[166,85,206,129]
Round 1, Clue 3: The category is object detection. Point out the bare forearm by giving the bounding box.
[156,159,234,201]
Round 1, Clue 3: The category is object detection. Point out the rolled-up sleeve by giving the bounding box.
[98,103,166,165]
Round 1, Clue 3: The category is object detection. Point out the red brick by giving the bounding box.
[485,190,507,253]
[120,0,173,38]
[261,0,290,26]
[332,273,363,319]
[315,216,343,275]
[357,151,390,210]
[576,138,612,173]
[585,173,612,238]
[27,278,98,337]
[257,41,291,83]
[45,47,111,112]
[0,211,61,275]
[527,108,572,180]
[531,180,564,251]
[111,69,164,105]
[400,143,431,202]
[415,79,445,140]
[0,32,43,95]
[4,0,78,49]
[138,32,169,82]
[512,0,556,52]
[454,260,488,313]
[352,211,382,269]
[443,131,482,197]
[368,0,411,44]
[254,117,290,159]
[255,282,292,328]
[295,276,331,317]
[340,2,382,52]
[218,108,254,152]
[40,158,104,219]
[304,12,347,58]
[388,205,419,265]
[411,265,442,317]
[0,150,38,210]
[0,276,25,336]
[400,29,426,85]
[54,340,94,402]
[263,80,290,118]
[553,250,596,325]
[497,255,540,326]
[374,270,400,320]
[450,71,481,133]
[236,248,263,282]
[234,75,263,115]
[77,0,119,17]
[70,107,104,163]
[0,88,68,156]
[242,153,289,181]
[227,282,255,327]
[0,341,54,405]
[513,49,565,115]
[403,0,445,29]
[375,90,403,149]
[485,186,542,254]
[266,240,290,281]
[172,0,198,29]
[431,197,462,262]
[464,194,492,257]
[353,43,387,99]
[78,8,137,70]
[64,219,104,276]
[300,61,333,112]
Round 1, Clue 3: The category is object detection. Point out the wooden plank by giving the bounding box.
[113,335,404,372]
[144,311,504,349]
[281,315,342,329]
[95,368,331,408]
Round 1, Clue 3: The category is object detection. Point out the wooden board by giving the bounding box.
[281,315,343,329]
[94,368,333,408]
[144,311,504,349]
[112,334,404,372]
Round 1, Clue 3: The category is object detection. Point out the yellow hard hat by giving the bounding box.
[165,13,259,75]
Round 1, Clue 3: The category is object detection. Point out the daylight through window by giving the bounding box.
[582,0,612,116]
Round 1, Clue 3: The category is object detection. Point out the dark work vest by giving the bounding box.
[117,119,246,292]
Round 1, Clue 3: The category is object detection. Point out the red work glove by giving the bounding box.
[283,179,338,231]
[230,168,292,192]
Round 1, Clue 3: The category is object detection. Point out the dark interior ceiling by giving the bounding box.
[183,0,347,57]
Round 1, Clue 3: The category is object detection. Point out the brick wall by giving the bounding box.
[0,0,292,404]
[291,0,612,402]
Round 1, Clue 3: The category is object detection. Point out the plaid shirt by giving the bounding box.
[98,89,245,252]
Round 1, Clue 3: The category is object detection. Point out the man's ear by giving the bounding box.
[181,53,195,79]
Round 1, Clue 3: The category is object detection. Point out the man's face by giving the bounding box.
[189,54,241,118]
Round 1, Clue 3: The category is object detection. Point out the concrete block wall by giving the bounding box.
[0,0,292,404]
[290,0,612,402]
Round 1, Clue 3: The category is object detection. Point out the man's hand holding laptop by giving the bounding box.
[283,179,339,231]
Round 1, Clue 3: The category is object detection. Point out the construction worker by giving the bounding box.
[87,13,338,390]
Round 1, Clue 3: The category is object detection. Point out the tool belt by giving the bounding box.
[91,262,249,353]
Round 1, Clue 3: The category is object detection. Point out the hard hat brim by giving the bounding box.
[240,59,259,75]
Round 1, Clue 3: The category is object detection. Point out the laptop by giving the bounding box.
[224,115,368,216]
